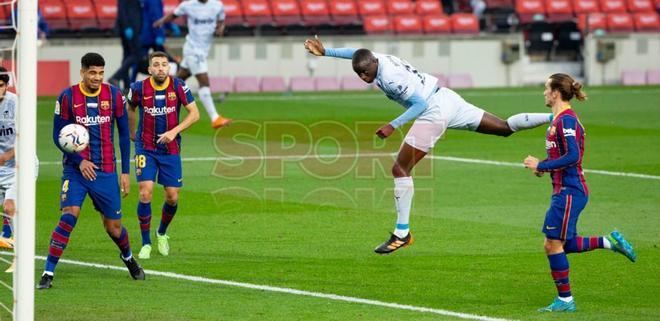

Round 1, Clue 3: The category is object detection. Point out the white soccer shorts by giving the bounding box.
[180,54,209,76]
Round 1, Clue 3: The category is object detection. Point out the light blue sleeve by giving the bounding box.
[389,94,428,129]
[324,48,358,59]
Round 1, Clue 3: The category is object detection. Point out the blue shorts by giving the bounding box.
[60,169,122,220]
[135,149,182,187]
[542,192,588,240]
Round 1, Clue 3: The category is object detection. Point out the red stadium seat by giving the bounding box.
[485,0,514,8]
[95,0,117,31]
[578,13,607,31]
[314,76,340,91]
[300,0,331,25]
[546,0,574,22]
[222,0,245,26]
[66,0,98,30]
[242,0,273,26]
[363,14,392,33]
[330,0,359,25]
[234,76,260,93]
[163,0,185,27]
[574,0,601,14]
[416,0,444,15]
[516,0,545,24]
[210,76,233,93]
[451,13,479,33]
[357,0,386,17]
[340,75,370,90]
[633,12,659,30]
[422,14,451,33]
[290,76,315,91]
[40,0,68,30]
[607,12,634,31]
[260,76,286,92]
[393,15,422,34]
[271,0,301,26]
[0,5,10,25]
[600,0,627,12]
[386,0,415,15]
[627,0,654,12]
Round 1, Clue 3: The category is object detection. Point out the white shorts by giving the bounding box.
[403,87,485,153]
[180,54,208,75]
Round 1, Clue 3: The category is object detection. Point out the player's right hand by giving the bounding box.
[304,35,325,56]
[79,160,99,181]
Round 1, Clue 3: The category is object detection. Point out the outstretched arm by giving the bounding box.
[304,35,357,59]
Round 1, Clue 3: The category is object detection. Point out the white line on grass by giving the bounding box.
[39,154,660,180]
[4,252,516,321]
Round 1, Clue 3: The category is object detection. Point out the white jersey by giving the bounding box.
[175,0,225,57]
[0,92,16,179]
[373,53,438,108]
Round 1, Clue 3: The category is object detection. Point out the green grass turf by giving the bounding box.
[1,86,658,320]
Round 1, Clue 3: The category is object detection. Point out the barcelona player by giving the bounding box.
[39,53,145,289]
[523,73,636,312]
[127,51,199,259]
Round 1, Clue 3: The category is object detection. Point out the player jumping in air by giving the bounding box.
[128,51,200,259]
[304,36,554,254]
[153,0,231,129]
[39,53,145,289]
[523,73,636,312]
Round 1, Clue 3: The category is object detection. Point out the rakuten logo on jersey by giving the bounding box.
[145,106,176,116]
[76,115,111,126]
[545,140,557,149]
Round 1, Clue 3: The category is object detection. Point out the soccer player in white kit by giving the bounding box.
[0,68,17,256]
[154,0,232,129]
[305,36,553,254]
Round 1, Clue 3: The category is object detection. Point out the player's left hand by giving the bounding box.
[376,124,395,139]
[304,35,325,56]
[157,130,177,144]
[523,155,539,171]
[120,174,130,198]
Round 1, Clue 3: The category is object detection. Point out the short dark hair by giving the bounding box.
[81,53,105,69]
[149,51,169,64]
[0,66,9,85]
[351,48,375,72]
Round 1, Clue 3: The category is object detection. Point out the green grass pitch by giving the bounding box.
[1,86,658,321]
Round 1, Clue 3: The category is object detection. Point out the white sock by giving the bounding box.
[506,113,552,132]
[198,86,220,122]
[603,237,612,249]
[558,296,573,302]
[393,177,414,238]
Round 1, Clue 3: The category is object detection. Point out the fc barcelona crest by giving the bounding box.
[100,101,110,110]
[168,92,176,101]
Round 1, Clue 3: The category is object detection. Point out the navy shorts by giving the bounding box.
[542,191,588,240]
[60,169,122,220]
[135,149,182,187]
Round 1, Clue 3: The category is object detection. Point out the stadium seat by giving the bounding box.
[392,15,422,34]
[300,0,331,25]
[290,76,315,91]
[0,5,10,26]
[451,13,480,33]
[607,12,634,31]
[340,75,370,90]
[357,0,386,17]
[422,14,451,34]
[386,0,415,15]
[163,0,186,27]
[626,0,655,12]
[484,0,514,8]
[234,76,261,93]
[66,0,98,31]
[260,76,287,92]
[599,0,628,12]
[210,76,233,93]
[578,13,607,32]
[448,73,474,88]
[222,0,245,26]
[516,0,545,24]
[621,70,646,85]
[546,0,574,23]
[363,14,392,33]
[416,0,444,15]
[314,76,341,91]
[271,0,301,26]
[574,0,601,14]
[329,0,360,25]
[633,12,660,30]
[646,70,660,85]
[94,0,117,31]
[242,0,274,26]
[40,0,68,31]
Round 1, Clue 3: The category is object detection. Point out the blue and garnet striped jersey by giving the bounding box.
[128,76,195,155]
[537,107,589,196]
[54,83,130,174]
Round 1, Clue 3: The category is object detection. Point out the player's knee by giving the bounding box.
[165,193,178,206]
[138,189,153,202]
[391,163,409,178]
[543,239,563,254]
[61,206,80,216]
[104,222,122,237]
